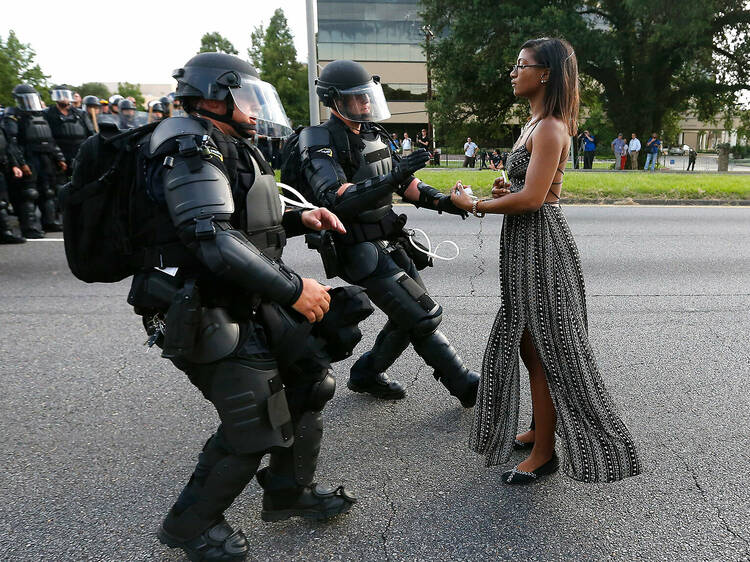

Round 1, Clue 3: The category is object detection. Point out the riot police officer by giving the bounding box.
[44,85,94,174]
[116,98,138,129]
[149,101,165,122]
[0,126,26,243]
[297,60,479,406]
[1,84,67,237]
[98,53,357,560]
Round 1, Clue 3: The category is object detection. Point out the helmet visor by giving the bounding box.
[230,75,292,138]
[16,93,43,111]
[51,89,74,102]
[332,81,391,123]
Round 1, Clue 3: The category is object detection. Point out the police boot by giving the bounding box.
[347,320,408,399]
[158,434,262,561]
[17,190,44,239]
[412,330,480,408]
[40,197,62,232]
[0,203,25,244]
[257,411,356,522]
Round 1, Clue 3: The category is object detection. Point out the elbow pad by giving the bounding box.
[202,230,303,305]
[332,174,396,220]
[299,126,348,208]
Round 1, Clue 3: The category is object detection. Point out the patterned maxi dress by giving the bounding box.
[469,143,641,483]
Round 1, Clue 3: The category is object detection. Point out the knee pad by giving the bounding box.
[43,186,56,199]
[363,271,441,334]
[308,370,336,411]
[410,304,442,338]
[21,187,39,202]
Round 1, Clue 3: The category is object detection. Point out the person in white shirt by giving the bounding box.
[628,133,641,170]
[463,137,478,167]
[401,132,413,155]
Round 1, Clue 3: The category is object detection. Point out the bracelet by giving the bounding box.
[472,199,485,218]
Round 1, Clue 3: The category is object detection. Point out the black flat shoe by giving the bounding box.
[157,518,248,561]
[347,372,406,400]
[502,452,559,485]
[512,439,534,451]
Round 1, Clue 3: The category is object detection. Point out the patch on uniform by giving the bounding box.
[206,146,224,161]
[316,147,333,158]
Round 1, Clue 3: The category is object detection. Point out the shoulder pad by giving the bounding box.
[97,121,121,140]
[149,116,209,155]
[298,125,332,151]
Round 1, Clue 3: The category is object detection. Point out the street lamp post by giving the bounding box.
[306,0,320,125]
[421,24,435,150]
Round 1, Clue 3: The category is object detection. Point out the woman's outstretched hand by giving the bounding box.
[492,176,511,199]
[450,181,474,211]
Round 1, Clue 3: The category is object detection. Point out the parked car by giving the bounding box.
[668,144,691,155]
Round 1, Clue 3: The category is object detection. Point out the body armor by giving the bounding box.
[22,114,56,152]
[243,143,286,261]
[350,131,393,225]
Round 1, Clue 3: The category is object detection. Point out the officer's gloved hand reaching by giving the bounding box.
[389,149,430,186]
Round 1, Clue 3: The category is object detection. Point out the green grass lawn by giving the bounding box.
[413,170,750,200]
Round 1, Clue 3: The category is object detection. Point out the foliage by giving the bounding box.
[248,8,309,128]
[420,0,750,145]
[0,30,50,107]
[198,32,238,55]
[76,82,111,101]
[117,82,145,110]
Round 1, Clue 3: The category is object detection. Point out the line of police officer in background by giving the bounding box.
[0,85,179,243]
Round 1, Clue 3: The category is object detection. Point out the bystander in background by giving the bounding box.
[629,133,641,170]
[463,137,478,167]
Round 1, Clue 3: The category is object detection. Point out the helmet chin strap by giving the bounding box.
[196,97,256,138]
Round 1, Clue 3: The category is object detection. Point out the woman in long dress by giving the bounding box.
[450,38,640,484]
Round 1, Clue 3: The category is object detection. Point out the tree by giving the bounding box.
[420,0,750,146]
[0,30,49,107]
[117,82,145,109]
[248,8,309,127]
[198,32,238,55]
[76,82,111,101]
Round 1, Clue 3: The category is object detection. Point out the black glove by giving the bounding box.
[436,194,469,219]
[389,149,430,185]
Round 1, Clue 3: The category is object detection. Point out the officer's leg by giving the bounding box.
[359,248,479,407]
[10,159,44,238]
[159,357,293,561]
[348,318,409,399]
[0,175,25,244]
[37,155,62,232]
[258,359,356,521]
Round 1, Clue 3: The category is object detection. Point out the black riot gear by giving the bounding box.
[69,94,358,557]
[173,52,292,139]
[82,95,100,108]
[2,87,67,237]
[117,99,137,129]
[44,98,93,166]
[289,62,479,405]
[0,127,26,243]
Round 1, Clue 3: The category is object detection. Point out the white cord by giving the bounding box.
[277,182,318,213]
[405,227,460,261]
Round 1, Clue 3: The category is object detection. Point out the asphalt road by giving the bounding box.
[1,205,748,561]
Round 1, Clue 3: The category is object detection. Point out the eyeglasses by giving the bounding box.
[508,64,547,73]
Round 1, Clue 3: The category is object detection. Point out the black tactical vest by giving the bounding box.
[235,139,286,261]
[22,113,55,151]
[350,130,393,224]
[47,107,88,143]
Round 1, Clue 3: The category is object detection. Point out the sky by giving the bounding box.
[1,0,315,86]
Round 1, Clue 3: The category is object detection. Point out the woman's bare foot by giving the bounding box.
[516,449,555,473]
[515,429,535,444]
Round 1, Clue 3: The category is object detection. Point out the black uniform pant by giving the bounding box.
[10,151,59,232]
[583,151,595,169]
[163,318,330,539]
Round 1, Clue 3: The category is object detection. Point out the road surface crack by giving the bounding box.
[380,475,396,561]
[676,451,750,554]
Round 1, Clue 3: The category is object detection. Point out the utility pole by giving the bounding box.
[306,0,320,125]
[421,25,434,149]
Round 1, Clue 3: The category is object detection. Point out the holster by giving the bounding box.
[161,279,202,359]
[401,229,434,271]
[305,230,339,279]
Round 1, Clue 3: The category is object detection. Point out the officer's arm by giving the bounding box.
[392,154,466,218]
[163,154,302,305]
[299,127,428,220]
[0,117,27,168]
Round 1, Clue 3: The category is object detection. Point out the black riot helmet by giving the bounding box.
[82,95,100,108]
[150,102,164,114]
[315,60,391,122]
[118,98,136,112]
[13,84,44,112]
[172,52,292,138]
